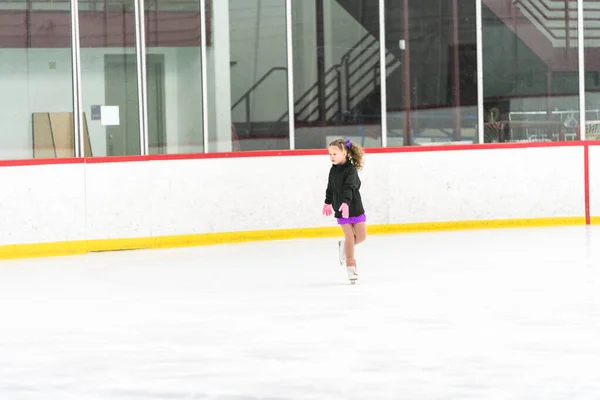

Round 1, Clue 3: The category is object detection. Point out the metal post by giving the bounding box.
[379,0,387,147]
[200,0,209,152]
[564,0,570,59]
[246,97,251,129]
[337,68,342,117]
[403,0,411,145]
[26,0,32,48]
[134,0,148,155]
[104,0,108,47]
[285,0,295,149]
[451,0,461,141]
[546,69,552,118]
[578,0,586,140]
[476,0,484,144]
[70,0,83,157]
[316,0,326,123]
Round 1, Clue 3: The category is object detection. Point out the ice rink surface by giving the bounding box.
[2,226,600,399]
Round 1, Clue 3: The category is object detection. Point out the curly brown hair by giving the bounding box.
[328,138,364,170]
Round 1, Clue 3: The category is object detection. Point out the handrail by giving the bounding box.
[231,67,287,110]
[230,67,287,130]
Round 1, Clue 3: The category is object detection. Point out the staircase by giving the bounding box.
[288,0,402,123]
[484,0,600,70]
[514,0,600,47]
[287,34,400,123]
[232,34,401,128]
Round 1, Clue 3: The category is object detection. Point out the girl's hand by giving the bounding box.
[322,203,333,216]
[339,203,349,219]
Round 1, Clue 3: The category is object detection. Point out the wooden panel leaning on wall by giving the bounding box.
[32,112,93,158]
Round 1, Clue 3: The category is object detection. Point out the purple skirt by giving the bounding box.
[337,213,366,225]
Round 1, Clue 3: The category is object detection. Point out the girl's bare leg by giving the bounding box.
[353,222,367,245]
[340,224,356,264]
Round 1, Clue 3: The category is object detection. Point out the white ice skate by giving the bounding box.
[346,265,358,284]
[338,240,346,266]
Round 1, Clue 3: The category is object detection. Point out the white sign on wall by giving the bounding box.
[100,106,120,126]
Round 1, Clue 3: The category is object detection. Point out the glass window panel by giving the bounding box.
[0,0,74,159]
[482,1,579,143]
[79,0,141,156]
[584,4,600,140]
[144,0,205,154]
[293,0,382,149]
[385,0,478,146]
[225,0,289,152]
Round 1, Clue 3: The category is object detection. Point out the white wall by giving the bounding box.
[0,145,589,247]
[589,145,600,218]
[0,162,86,245]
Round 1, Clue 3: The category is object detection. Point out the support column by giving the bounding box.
[206,0,232,152]
[134,0,148,155]
[403,0,411,145]
[578,0,586,139]
[70,0,83,157]
[286,0,295,149]
[476,0,484,144]
[451,0,461,141]
[379,0,387,147]
[200,0,209,152]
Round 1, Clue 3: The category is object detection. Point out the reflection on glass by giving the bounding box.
[0,0,74,159]
[292,0,381,149]
[385,0,478,146]
[482,1,580,143]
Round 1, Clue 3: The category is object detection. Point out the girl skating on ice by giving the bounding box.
[322,138,367,283]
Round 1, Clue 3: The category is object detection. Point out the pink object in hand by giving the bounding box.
[322,203,333,216]
[339,203,349,218]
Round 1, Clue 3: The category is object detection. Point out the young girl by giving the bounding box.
[322,138,367,283]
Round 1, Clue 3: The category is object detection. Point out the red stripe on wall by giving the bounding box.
[1,141,597,167]
[0,158,84,167]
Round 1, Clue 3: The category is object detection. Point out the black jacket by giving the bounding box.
[325,160,365,218]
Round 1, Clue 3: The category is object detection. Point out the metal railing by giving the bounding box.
[273,33,400,124]
[230,67,288,129]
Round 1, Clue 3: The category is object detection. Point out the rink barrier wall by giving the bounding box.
[0,218,586,260]
[0,141,597,260]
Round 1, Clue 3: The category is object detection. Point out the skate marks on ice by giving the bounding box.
[1,226,600,398]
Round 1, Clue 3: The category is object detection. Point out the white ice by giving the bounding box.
[2,226,600,399]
